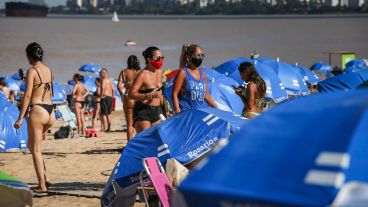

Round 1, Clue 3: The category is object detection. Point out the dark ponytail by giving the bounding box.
[142,46,159,65]
[26,42,43,62]
[73,73,83,82]
[127,55,141,70]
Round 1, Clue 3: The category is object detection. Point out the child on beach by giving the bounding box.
[235,62,266,118]
[117,55,141,141]
[128,46,163,133]
[72,73,89,137]
[172,44,217,113]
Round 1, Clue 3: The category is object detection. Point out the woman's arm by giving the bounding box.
[14,69,34,128]
[172,69,185,113]
[203,72,217,108]
[117,70,124,95]
[72,84,78,99]
[246,83,257,112]
[83,85,89,99]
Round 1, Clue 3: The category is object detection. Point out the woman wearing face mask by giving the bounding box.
[172,44,217,114]
[128,46,163,133]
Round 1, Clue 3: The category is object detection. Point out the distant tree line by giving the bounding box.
[47,0,368,15]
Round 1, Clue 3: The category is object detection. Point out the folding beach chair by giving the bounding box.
[55,104,77,138]
[140,157,173,207]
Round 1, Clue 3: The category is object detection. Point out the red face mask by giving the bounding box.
[150,59,163,69]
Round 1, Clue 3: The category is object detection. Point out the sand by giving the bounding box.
[1,110,145,207]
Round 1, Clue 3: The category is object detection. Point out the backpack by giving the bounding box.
[54,126,70,139]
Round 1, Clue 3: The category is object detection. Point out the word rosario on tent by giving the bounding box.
[189,80,205,101]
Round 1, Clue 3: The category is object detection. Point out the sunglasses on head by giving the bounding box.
[154,56,164,61]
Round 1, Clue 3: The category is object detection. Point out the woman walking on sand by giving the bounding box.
[129,47,163,133]
[14,42,55,193]
[172,44,217,114]
[117,55,141,141]
[72,73,89,137]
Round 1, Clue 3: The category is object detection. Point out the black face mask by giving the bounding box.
[191,57,203,68]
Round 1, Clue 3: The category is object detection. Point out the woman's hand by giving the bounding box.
[14,118,23,129]
[148,89,162,99]
[235,88,243,97]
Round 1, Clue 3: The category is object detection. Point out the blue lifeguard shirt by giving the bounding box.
[178,67,209,111]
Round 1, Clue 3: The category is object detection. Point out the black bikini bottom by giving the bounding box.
[75,101,85,108]
[30,104,54,115]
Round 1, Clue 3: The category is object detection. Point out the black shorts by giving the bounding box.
[101,96,113,115]
[133,102,162,124]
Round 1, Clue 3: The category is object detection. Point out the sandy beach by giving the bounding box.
[1,110,144,207]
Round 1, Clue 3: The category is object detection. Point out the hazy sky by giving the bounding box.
[0,0,67,8]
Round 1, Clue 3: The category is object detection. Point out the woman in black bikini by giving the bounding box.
[14,42,55,193]
[92,78,102,130]
[129,47,163,133]
[117,55,141,141]
[72,73,89,137]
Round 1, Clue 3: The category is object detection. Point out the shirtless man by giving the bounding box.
[99,68,114,132]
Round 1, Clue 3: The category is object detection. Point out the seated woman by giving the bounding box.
[172,44,217,113]
[235,62,266,118]
[72,73,89,137]
[128,46,163,134]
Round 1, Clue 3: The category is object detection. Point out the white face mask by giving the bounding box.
[242,81,250,88]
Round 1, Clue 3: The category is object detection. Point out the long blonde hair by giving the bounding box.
[179,44,202,69]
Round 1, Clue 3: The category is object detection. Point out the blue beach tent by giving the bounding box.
[215,58,288,103]
[293,65,320,85]
[318,71,368,93]
[0,96,28,152]
[311,62,333,77]
[79,63,101,74]
[101,107,246,207]
[4,77,20,92]
[345,59,368,73]
[163,68,243,115]
[257,59,310,96]
[176,90,368,207]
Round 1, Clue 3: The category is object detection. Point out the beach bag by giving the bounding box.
[165,158,189,187]
[54,126,70,139]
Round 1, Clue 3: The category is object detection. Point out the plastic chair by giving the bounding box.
[140,157,173,207]
[56,104,77,138]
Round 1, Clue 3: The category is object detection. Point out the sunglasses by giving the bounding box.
[154,56,165,61]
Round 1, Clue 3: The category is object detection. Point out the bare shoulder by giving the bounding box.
[248,82,257,91]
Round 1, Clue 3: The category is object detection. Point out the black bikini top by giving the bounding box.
[138,88,155,94]
[32,67,53,101]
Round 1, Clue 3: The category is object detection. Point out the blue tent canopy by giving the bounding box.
[318,71,368,93]
[101,108,246,206]
[345,59,368,73]
[4,77,20,92]
[10,72,21,81]
[293,65,320,85]
[310,62,333,77]
[82,76,97,94]
[215,58,288,103]
[52,82,67,104]
[0,96,28,152]
[79,63,101,74]
[164,68,243,114]
[177,90,368,207]
[257,59,310,96]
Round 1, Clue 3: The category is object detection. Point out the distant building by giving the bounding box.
[348,0,365,8]
[29,0,45,5]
